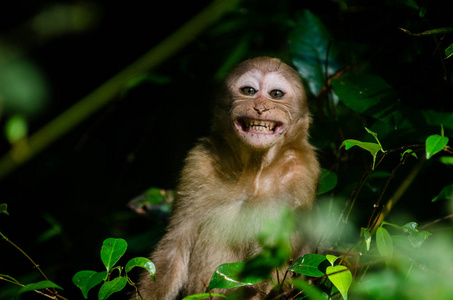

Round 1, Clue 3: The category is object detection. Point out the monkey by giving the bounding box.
[135,57,320,299]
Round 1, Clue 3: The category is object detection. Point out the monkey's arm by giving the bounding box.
[136,212,196,300]
[136,144,214,300]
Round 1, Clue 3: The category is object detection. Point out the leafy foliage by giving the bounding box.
[1,0,453,299]
[72,238,154,300]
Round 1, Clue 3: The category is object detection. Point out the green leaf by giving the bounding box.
[380,221,401,230]
[340,140,382,153]
[401,222,431,248]
[207,262,264,291]
[360,228,372,252]
[365,127,384,150]
[376,227,393,258]
[425,134,449,159]
[401,221,418,233]
[5,114,28,144]
[73,270,106,299]
[332,73,401,126]
[292,278,328,300]
[340,139,382,169]
[401,149,418,161]
[18,280,63,295]
[214,33,250,81]
[290,10,345,96]
[37,213,63,243]
[100,238,127,272]
[182,293,227,300]
[289,254,328,277]
[0,203,9,216]
[326,265,352,300]
[326,255,339,266]
[125,257,155,274]
[432,184,453,202]
[440,157,453,165]
[445,43,453,59]
[125,257,155,279]
[317,168,338,195]
[408,230,432,248]
[0,274,20,284]
[98,276,128,300]
[422,110,453,131]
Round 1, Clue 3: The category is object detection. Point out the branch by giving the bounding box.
[0,0,241,181]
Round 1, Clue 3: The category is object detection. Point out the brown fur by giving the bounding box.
[135,57,320,299]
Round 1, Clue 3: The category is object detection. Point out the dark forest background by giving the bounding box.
[1,0,453,299]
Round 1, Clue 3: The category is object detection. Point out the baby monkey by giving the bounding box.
[136,57,320,299]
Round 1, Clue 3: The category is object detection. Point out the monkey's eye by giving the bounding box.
[269,89,285,99]
[240,86,257,96]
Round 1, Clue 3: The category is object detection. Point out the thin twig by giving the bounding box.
[370,159,425,232]
[420,214,453,230]
[1,233,50,282]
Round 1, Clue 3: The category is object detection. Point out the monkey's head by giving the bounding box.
[215,57,309,149]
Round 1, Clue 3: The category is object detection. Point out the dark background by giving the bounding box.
[1,0,452,299]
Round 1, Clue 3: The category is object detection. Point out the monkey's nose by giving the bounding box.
[253,106,269,114]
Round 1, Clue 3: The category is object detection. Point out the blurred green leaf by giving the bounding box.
[214,33,251,80]
[332,72,401,126]
[0,203,9,216]
[422,110,453,131]
[425,134,449,159]
[98,276,127,300]
[241,209,294,279]
[439,157,453,165]
[182,293,227,300]
[18,280,63,295]
[125,73,171,92]
[5,115,28,144]
[100,238,127,272]
[432,184,453,202]
[361,228,372,251]
[292,278,328,300]
[289,10,345,96]
[36,213,63,243]
[445,43,453,59]
[401,222,431,248]
[0,274,19,284]
[207,262,264,291]
[0,56,48,116]
[385,0,419,9]
[317,168,338,195]
[326,265,352,300]
[376,227,393,258]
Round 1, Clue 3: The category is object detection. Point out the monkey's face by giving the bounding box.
[229,69,303,149]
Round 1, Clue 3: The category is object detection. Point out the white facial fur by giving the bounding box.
[235,70,297,99]
[231,69,297,149]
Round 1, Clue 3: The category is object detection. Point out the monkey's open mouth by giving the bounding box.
[235,118,283,134]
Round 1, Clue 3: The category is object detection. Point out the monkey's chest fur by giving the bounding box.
[176,140,312,256]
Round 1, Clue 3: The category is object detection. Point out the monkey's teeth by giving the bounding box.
[243,119,277,132]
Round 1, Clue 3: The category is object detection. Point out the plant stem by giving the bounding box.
[0,0,241,181]
[370,158,424,232]
[1,233,50,282]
